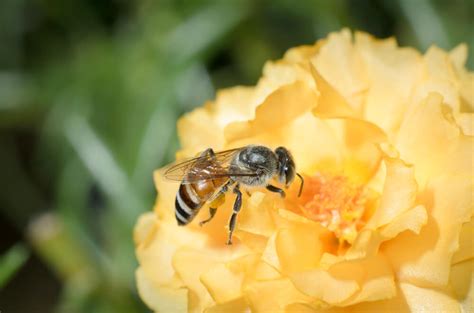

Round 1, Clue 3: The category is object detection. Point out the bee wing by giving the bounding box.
[163,147,257,183]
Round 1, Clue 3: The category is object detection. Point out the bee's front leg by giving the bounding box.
[226,184,242,245]
[266,184,286,198]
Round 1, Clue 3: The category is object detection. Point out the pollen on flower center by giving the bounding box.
[299,173,368,245]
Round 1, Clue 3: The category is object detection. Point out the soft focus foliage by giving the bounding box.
[0,0,472,312]
[135,29,473,312]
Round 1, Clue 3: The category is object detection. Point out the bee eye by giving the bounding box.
[285,165,295,185]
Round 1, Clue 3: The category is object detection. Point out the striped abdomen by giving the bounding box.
[175,178,227,225]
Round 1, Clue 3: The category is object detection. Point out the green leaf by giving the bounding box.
[0,243,29,289]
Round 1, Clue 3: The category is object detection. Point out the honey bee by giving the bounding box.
[164,145,304,244]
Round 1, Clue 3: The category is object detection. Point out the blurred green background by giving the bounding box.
[0,0,472,312]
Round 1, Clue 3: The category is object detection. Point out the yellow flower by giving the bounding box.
[134,29,473,313]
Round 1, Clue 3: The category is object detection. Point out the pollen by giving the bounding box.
[299,173,368,246]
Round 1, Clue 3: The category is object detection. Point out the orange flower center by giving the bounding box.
[299,173,368,245]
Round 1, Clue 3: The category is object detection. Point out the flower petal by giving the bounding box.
[448,43,474,113]
[178,106,225,155]
[278,114,343,173]
[254,260,282,280]
[379,204,427,239]
[346,205,428,262]
[134,212,158,248]
[236,192,275,237]
[177,86,258,155]
[459,72,474,112]
[449,43,468,70]
[344,229,380,260]
[224,81,319,143]
[412,46,461,112]
[396,92,470,188]
[383,173,473,287]
[342,275,395,306]
[290,269,360,304]
[136,267,188,313]
[267,207,330,272]
[201,254,259,304]
[285,303,321,313]
[233,230,268,252]
[153,171,178,220]
[283,43,322,63]
[367,156,418,229]
[275,222,324,274]
[449,259,474,312]
[386,92,473,286]
[172,248,222,312]
[135,216,205,286]
[201,262,244,304]
[228,112,343,174]
[313,29,368,112]
[399,282,461,312]
[346,283,460,313]
[213,86,258,128]
[355,32,422,136]
[335,117,387,183]
[454,112,474,136]
[245,278,313,313]
[254,59,317,106]
[261,233,281,271]
[204,297,250,313]
[310,65,357,118]
[452,217,474,264]
[338,255,396,306]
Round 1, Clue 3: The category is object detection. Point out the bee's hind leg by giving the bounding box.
[199,182,229,226]
[199,207,217,226]
[199,193,223,226]
[227,184,242,245]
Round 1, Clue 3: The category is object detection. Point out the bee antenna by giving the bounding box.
[296,173,304,197]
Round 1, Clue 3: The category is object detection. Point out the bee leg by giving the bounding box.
[226,184,242,245]
[266,184,286,198]
[199,182,229,226]
[199,207,217,226]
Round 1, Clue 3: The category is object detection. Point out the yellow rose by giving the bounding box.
[134,29,473,313]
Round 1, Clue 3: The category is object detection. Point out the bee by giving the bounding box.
[164,145,304,245]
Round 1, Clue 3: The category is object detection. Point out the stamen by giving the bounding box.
[298,173,368,246]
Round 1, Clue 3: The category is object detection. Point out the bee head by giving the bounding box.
[275,147,296,187]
